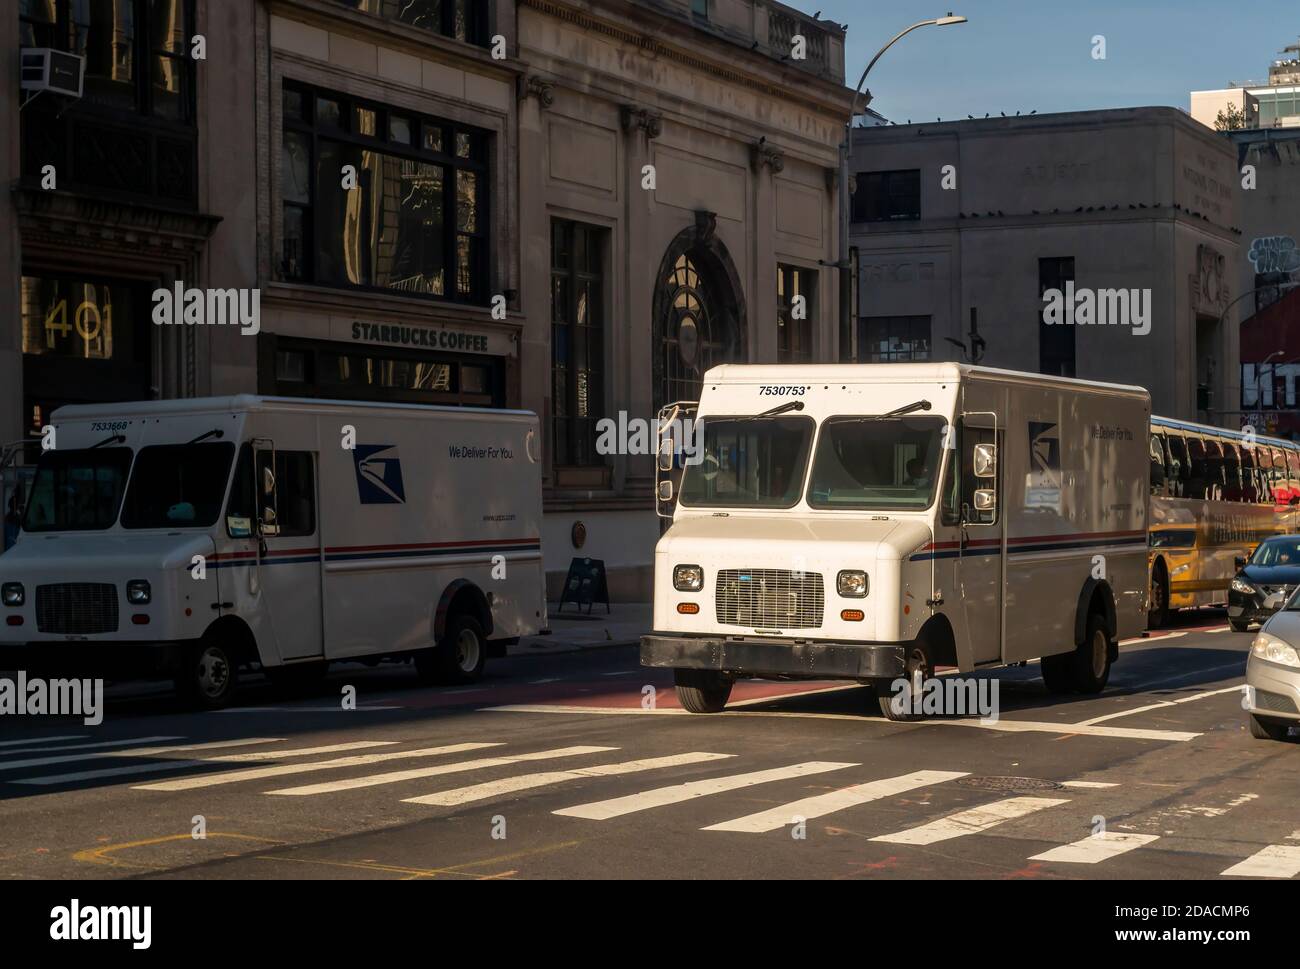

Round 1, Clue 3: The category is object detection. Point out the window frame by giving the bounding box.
[852,169,921,223]
[550,218,607,470]
[777,263,815,364]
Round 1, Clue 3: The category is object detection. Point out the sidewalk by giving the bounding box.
[511,602,650,655]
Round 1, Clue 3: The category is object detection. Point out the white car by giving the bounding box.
[1245,600,1300,742]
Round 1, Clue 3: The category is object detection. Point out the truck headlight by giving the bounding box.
[673,565,704,592]
[1252,632,1300,668]
[1,583,23,607]
[837,570,869,598]
[1231,577,1257,595]
[126,579,152,605]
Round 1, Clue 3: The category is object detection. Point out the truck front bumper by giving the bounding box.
[641,633,907,681]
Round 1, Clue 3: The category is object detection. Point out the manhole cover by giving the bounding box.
[956,776,1064,793]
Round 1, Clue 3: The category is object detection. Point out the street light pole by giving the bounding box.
[837,14,966,362]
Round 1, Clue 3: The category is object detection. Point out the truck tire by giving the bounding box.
[1249,714,1292,742]
[1039,652,1073,694]
[674,669,732,713]
[417,613,488,685]
[874,642,930,721]
[1148,563,1169,629]
[174,638,239,710]
[1229,618,1251,633]
[1066,612,1112,694]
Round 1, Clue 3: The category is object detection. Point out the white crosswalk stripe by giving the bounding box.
[267,746,619,796]
[1221,845,1300,878]
[14,741,392,787]
[871,796,1070,845]
[702,770,969,833]
[553,761,859,821]
[0,735,88,749]
[0,736,273,772]
[402,752,734,806]
[132,742,505,792]
[1029,832,1159,864]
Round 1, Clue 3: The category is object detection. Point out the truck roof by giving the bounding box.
[51,395,538,422]
[702,363,1150,400]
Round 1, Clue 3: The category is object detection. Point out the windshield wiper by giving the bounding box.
[89,433,126,448]
[844,399,932,423]
[738,401,805,422]
[186,428,225,445]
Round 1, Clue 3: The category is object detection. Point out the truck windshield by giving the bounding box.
[679,416,814,508]
[807,415,946,510]
[120,443,236,528]
[22,448,134,532]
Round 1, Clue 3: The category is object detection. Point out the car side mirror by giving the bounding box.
[973,443,996,478]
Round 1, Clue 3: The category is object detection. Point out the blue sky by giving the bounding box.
[807,0,1298,122]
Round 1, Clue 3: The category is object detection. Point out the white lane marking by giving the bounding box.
[725,685,860,707]
[1061,781,1120,789]
[1221,845,1300,878]
[486,705,1202,741]
[1029,832,1159,863]
[212,706,402,713]
[0,735,87,749]
[703,769,968,833]
[266,746,618,796]
[1120,631,1188,646]
[13,740,391,787]
[131,742,503,792]
[1075,685,1242,726]
[554,762,859,821]
[600,670,643,677]
[0,736,184,758]
[0,736,274,771]
[402,752,734,806]
[1204,627,1231,634]
[871,796,1070,845]
[194,741,394,763]
[1112,661,1246,695]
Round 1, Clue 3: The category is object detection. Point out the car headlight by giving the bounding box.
[1252,632,1300,668]
[126,579,152,605]
[837,570,869,598]
[1231,577,1257,595]
[673,565,703,592]
[1,583,23,607]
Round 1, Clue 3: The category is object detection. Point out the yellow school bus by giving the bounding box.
[1147,416,1300,627]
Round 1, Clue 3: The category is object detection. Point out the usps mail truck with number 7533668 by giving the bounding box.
[0,396,546,708]
[643,363,1151,719]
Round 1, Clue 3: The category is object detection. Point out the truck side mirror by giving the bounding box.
[973,488,996,513]
[657,480,674,503]
[262,465,276,496]
[973,443,996,478]
[657,438,675,472]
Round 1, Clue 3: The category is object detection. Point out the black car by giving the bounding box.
[1228,536,1300,631]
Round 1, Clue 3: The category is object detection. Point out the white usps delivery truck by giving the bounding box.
[643,363,1150,719]
[0,396,545,708]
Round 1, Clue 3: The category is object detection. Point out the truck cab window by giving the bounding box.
[120,443,236,529]
[225,445,256,537]
[274,452,316,536]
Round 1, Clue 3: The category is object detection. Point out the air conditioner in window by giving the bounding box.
[20,48,85,99]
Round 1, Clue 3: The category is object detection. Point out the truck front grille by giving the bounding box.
[715,569,824,629]
[35,583,119,635]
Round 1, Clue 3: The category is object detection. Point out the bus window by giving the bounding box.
[1149,433,1169,496]
[1187,436,1211,499]
[1221,441,1244,502]
[1166,433,1189,497]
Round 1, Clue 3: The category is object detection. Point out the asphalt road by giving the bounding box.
[1,608,1296,881]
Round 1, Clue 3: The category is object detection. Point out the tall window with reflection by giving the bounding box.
[19,0,195,121]
[777,264,815,364]
[551,220,607,469]
[281,83,490,303]
[334,0,488,46]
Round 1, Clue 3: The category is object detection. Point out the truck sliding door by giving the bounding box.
[253,446,324,662]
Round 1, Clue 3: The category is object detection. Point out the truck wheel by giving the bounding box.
[674,669,732,713]
[174,639,239,710]
[1229,618,1251,633]
[1148,564,1169,629]
[1039,652,1074,694]
[875,643,930,721]
[1067,612,1112,694]
[1249,714,1292,742]
[416,613,487,685]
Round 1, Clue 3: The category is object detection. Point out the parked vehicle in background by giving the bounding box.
[1245,599,1300,741]
[1227,535,1300,631]
[643,363,1150,720]
[0,396,546,708]
[1147,416,1300,628]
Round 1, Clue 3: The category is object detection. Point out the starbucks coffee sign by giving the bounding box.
[337,319,515,357]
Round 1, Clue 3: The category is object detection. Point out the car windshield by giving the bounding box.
[1251,538,1300,568]
[22,448,133,532]
[678,416,814,508]
[120,443,236,528]
[807,415,946,510]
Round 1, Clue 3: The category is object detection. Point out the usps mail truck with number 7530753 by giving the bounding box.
[0,396,546,708]
[643,363,1151,719]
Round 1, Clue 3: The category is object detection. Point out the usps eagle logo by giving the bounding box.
[352,444,407,504]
